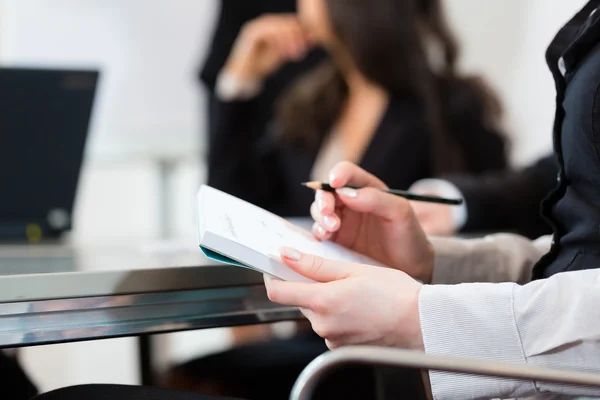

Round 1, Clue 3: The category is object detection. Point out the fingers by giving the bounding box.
[284,22,310,60]
[270,21,308,60]
[328,161,388,190]
[312,221,332,241]
[279,247,357,282]
[264,274,320,309]
[316,190,335,215]
[310,191,339,239]
[336,187,412,222]
[246,15,310,61]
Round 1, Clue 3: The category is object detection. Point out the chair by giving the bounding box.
[33,385,243,400]
[290,347,600,400]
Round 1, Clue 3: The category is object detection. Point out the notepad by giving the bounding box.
[196,185,387,282]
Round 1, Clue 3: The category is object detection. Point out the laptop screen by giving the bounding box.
[0,68,99,240]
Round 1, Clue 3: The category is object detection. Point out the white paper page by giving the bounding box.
[199,185,387,267]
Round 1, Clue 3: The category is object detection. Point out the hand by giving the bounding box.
[265,248,424,350]
[411,201,457,237]
[311,162,434,283]
[224,14,312,83]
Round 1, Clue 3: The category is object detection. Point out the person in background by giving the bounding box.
[207,0,508,218]
[201,2,553,242]
[410,153,558,239]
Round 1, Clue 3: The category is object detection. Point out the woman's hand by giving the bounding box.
[311,162,434,283]
[224,14,312,83]
[411,201,457,237]
[265,248,424,350]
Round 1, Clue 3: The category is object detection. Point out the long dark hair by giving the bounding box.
[277,0,503,175]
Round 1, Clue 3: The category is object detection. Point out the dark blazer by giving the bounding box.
[532,1,600,279]
[447,154,558,239]
[208,86,508,217]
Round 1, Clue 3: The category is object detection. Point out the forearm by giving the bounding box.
[448,156,558,239]
[419,269,600,399]
[429,234,551,285]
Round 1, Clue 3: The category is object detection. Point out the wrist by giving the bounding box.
[223,56,265,83]
[416,242,435,285]
[409,285,425,351]
[215,69,263,102]
[394,280,425,351]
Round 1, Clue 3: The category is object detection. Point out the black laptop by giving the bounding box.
[0,67,99,241]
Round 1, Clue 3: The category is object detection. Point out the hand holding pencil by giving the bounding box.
[307,162,436,284]
[302,182,463,206]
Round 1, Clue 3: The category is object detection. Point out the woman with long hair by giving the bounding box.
[208,0,507,217]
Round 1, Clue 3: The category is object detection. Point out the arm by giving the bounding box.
[200,0,297,91]
[419,268,600,399]
[447,155,559,239]
[430,234,551,285]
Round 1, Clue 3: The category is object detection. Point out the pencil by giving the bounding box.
[302,181,463,206]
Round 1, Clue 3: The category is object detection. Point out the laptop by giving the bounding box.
[0,67,99,241]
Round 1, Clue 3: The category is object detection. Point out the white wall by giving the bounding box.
[0,0,217,159]
[445,0,588,165]
[1,0,588,165]
[0,0,592,394]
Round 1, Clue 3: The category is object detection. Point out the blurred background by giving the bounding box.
[0,0,588,394]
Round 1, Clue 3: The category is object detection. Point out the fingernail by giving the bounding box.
[279,247,302,261]
[317,198,326,212]
[336,188,357,198]
[316,191,326,211]
[328,171,338,186]
[323,215,338,229]
[315,224,327,237]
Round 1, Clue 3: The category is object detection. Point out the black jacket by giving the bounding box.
[447,154,558,239]
[517,0,600,279]
[207,89,507,217]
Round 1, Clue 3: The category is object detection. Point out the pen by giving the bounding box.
[302,181,463,206]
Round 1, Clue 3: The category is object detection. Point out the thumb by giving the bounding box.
[278,247,358,282]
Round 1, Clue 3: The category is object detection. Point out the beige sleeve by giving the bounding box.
[429,234,552,285]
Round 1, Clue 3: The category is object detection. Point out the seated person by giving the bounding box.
[207,0,509,218]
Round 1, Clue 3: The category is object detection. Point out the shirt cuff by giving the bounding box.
[409,179,468,230]
[215,71,263,102]
[419,282,536,400]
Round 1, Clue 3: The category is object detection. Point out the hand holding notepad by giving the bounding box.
[197,185,387,281]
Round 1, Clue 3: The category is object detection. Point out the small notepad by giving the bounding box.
[196,185,387,282]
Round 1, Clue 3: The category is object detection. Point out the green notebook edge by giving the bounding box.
[200,246,256,271]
